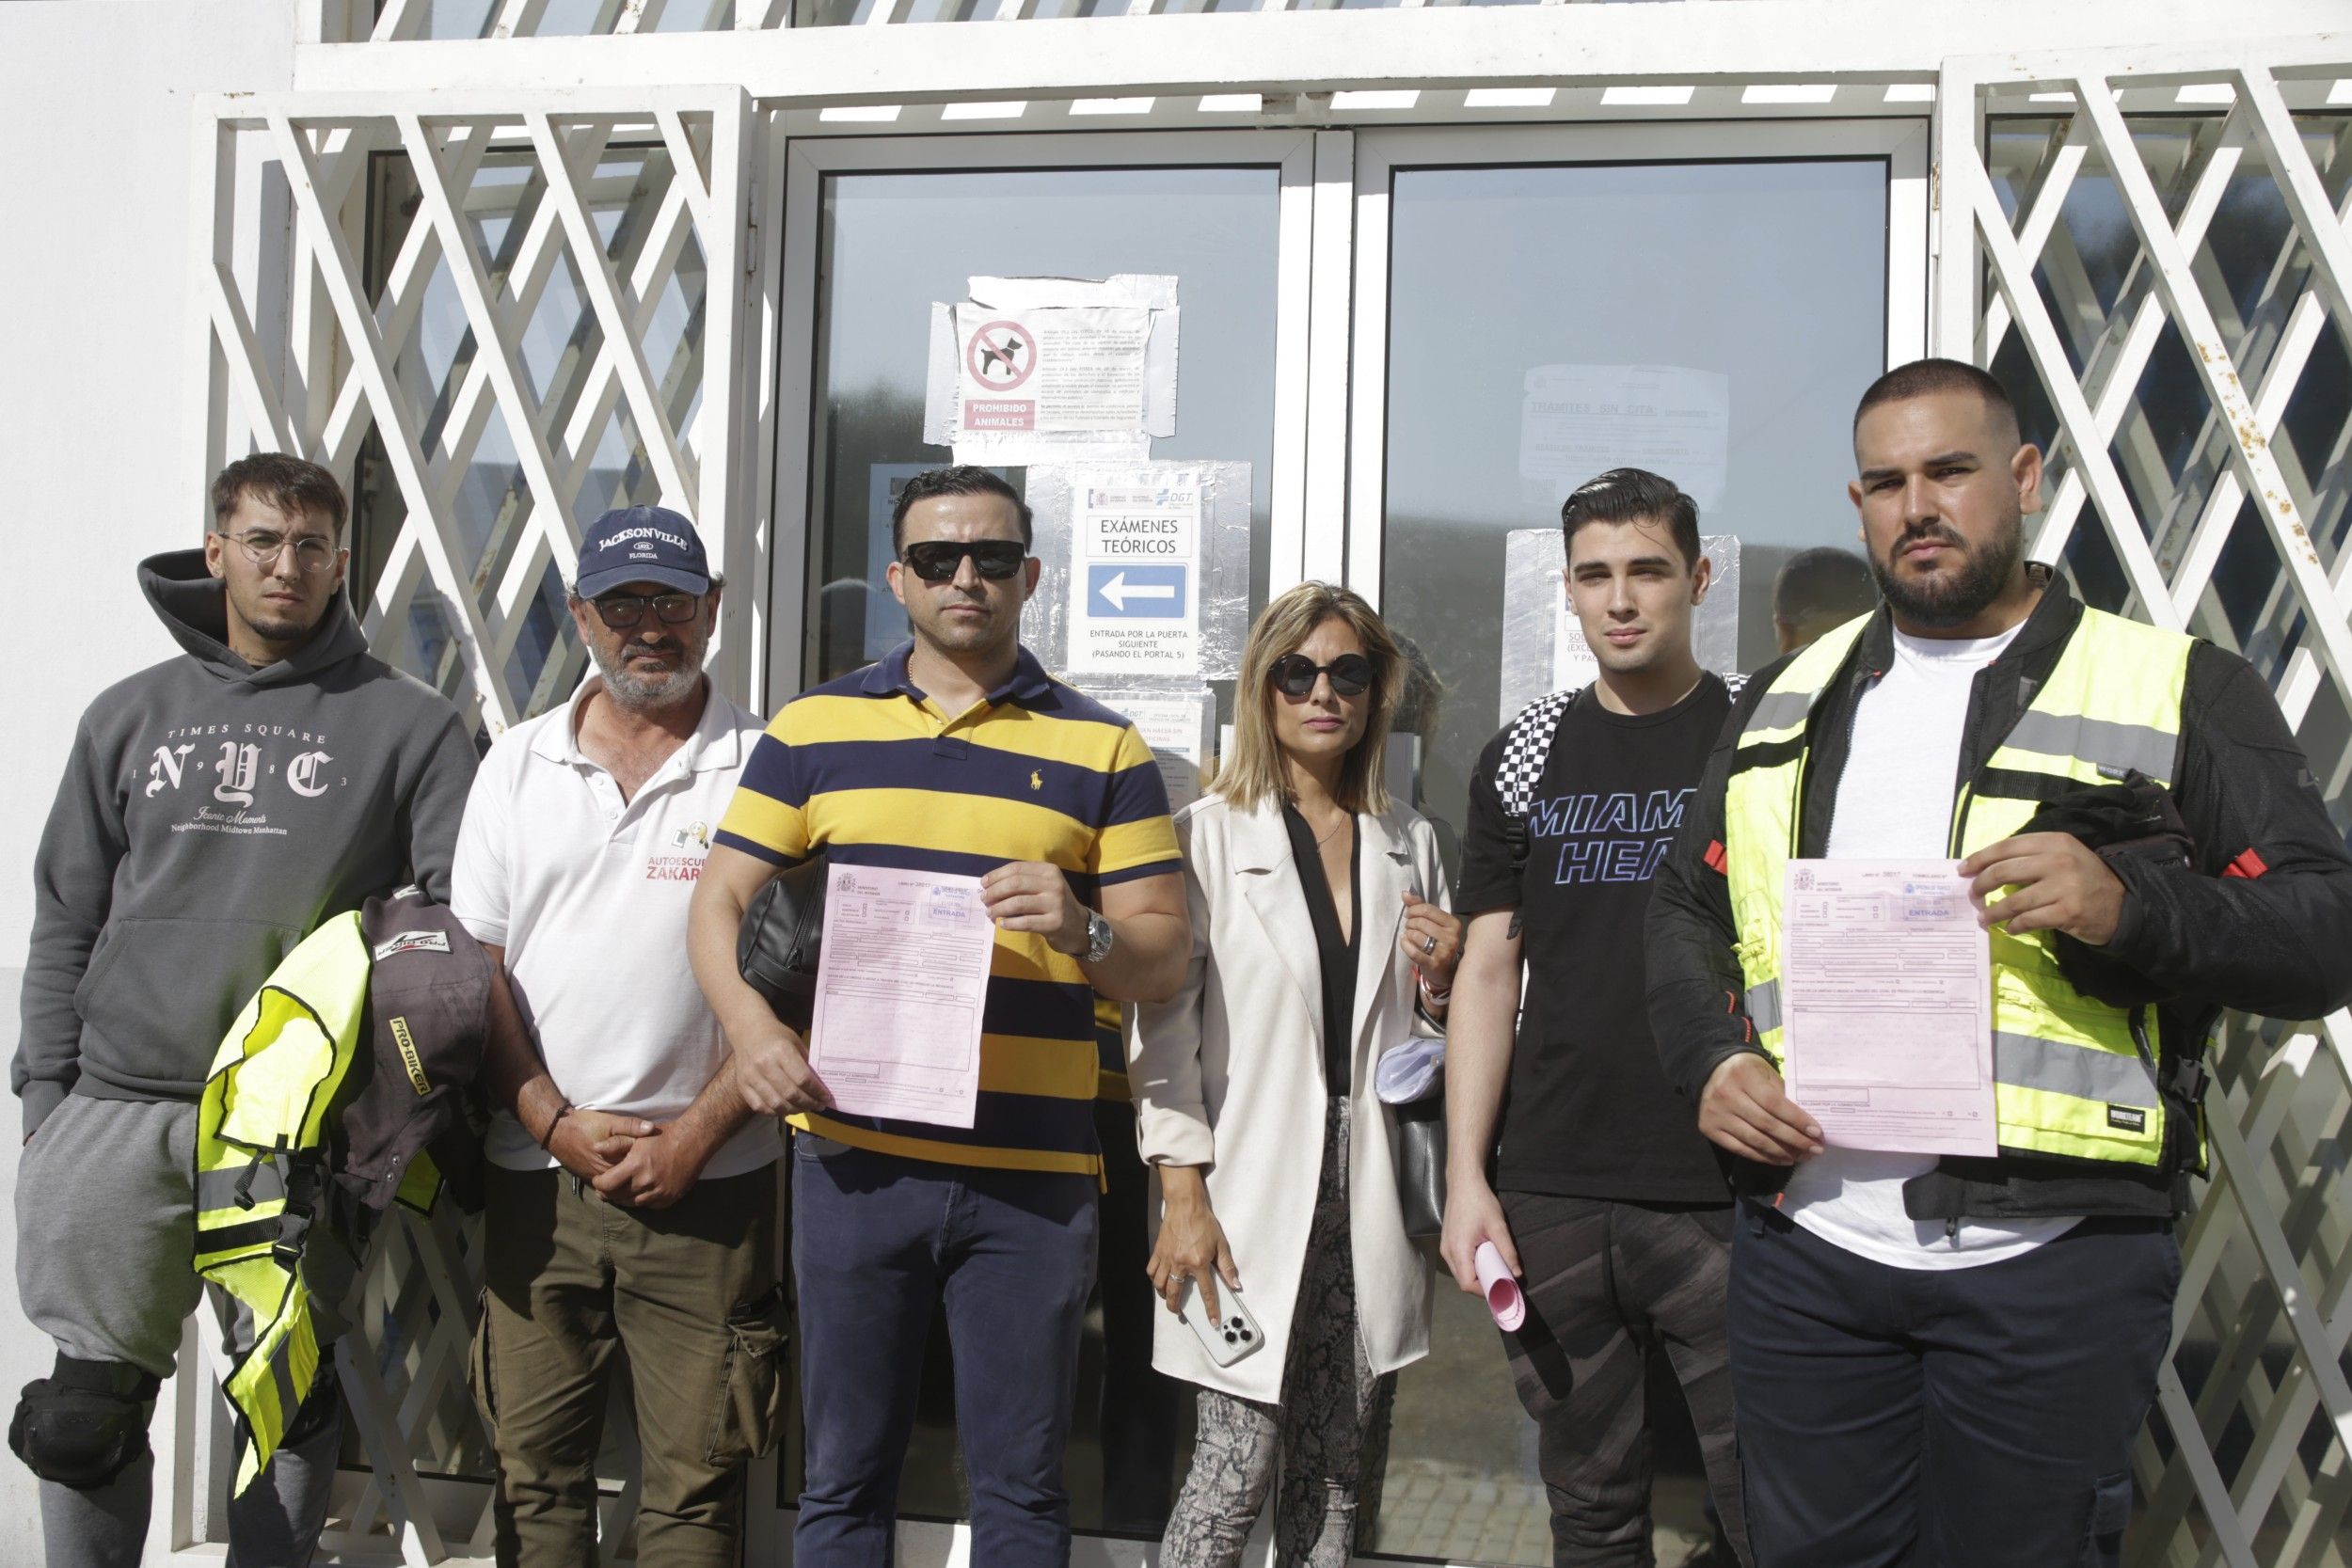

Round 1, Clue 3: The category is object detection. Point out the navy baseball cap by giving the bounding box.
[574,505,712,599]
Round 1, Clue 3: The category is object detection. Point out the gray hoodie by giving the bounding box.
[15,550,480,1135]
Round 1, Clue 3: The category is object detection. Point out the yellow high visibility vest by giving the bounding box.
[192,911,371,1497]
[1724,606,2193,1166]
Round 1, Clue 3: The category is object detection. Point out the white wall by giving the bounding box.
[0,4,296,1557]
[2,0,298,969]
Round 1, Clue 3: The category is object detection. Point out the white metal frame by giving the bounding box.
[169,81,777,1567]
[183,87,766,737]
[1933,40,2352,1568]
[300,0,2345,90]
[765,127,1317,700]
[1340,117,1930,606]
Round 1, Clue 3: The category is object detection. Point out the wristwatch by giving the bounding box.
[1084,910,1116,964]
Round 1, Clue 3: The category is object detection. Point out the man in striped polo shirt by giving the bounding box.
[688,466,1190,1566]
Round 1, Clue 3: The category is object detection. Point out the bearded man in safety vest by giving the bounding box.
[1645,358,2352,1568]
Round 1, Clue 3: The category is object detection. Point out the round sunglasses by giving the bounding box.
[1270,652,1375,699]
[901,540,1028,583]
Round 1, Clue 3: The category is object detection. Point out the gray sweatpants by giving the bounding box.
[15,1093,347,1568]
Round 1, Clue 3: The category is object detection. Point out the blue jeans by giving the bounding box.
[791,1136,1100,1567]
[1728,1203,2179,1568]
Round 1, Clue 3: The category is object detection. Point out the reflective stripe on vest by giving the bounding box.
[1723,607,2191,1166]
[194,911,371,1497]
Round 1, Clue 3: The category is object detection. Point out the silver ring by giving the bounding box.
[1422,934,1438,956]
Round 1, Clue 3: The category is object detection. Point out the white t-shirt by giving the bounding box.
[453,678,784,1178]
[1780,622,2081,1270]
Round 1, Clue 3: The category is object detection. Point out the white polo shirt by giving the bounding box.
[453,676,784,1178]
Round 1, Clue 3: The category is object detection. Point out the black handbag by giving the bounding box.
[1393,1095,1447,1240]
[736,854,830,1035]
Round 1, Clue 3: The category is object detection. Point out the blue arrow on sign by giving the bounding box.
[1089,563,1187,619]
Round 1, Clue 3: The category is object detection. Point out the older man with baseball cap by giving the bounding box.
[454,504,786,1568]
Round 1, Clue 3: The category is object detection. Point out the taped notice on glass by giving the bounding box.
[1519,365,1729,509]
[924,275,1180,466]
[1069,482,1204,675]
[1088,688,1213,813]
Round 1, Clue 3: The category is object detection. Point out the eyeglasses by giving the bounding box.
[901,540,1028,583]
[218,529,341,576]
[1270,653,1376,699]
[591,592,702,628]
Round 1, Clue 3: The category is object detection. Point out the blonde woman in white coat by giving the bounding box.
[1131,582,1463,1568]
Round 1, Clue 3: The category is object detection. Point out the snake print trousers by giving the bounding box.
[1161,1098,1397,1568]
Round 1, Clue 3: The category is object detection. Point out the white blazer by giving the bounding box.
[1127,791,1445,1402]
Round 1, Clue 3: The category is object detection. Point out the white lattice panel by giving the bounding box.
[187,89,761,739]
[1940,41,2352,1568]
[180,90,764,1559]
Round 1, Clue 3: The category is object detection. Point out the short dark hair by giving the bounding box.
[890,466,1032,554]
[211,452,348,539]
[1561,467,1701,569]
[1852,358,2022,447]
[1773,546,1878,629]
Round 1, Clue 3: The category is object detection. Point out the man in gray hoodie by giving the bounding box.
[12,452,478,1567]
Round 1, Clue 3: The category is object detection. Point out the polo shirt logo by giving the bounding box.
[1030,769,1043,792]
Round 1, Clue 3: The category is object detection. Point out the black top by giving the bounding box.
[1281,802,1360,1096]
[1459,676,1733,1204]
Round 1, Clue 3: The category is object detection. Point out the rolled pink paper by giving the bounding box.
[1474,1241,1526,1331]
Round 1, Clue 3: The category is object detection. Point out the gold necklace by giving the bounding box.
[1295,805,1348,847]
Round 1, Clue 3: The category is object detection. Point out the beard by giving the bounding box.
[592,631,707,709]
[1869,514,2025,630]
[226,578,328,648]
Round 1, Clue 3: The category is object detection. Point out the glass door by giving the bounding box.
[759,115,1922,1563]
[1346,119,1924,1565]
[767,127,1314,1546]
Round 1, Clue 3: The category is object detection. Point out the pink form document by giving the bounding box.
[1780,860,1997,1158]
[807,864,999,1130]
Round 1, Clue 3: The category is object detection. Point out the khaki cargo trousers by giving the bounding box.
[472,1162,786,1568]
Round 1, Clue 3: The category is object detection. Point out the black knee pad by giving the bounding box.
[9,1354,160,1490]
[278,1370,342,1449]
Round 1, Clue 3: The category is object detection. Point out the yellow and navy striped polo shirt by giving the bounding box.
[715,642,1180,1177]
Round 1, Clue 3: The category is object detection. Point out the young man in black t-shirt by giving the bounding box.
[1441,468,1749,1567]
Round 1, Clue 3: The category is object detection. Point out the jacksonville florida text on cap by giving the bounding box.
[574,504,711,599]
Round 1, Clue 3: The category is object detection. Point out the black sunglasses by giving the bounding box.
[902,540,1028,583]
[592,592,701,629]
[1271,653,1376,699]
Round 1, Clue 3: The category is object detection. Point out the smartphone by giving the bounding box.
[1177,1276,1264,1367]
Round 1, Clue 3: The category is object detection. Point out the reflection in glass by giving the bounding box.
[1376,155,1887,1565]
[804,160,1283,1538]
